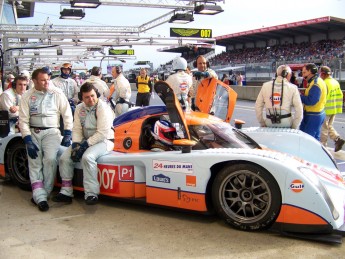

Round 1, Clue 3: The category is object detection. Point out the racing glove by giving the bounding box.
[24,135,39,159]
[193,71,210,80]
[61,130,72,147]
[72,140,89,162]
[71,142,81,162]
[68,98,76,114]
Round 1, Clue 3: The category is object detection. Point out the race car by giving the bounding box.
[0,81,344,243]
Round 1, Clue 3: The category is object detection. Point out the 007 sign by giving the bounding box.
[97,164,134,193]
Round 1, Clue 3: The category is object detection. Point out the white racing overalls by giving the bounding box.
[111,74,131,117]
[52,76,79,104]
[0,88,22,133]
[255,76,303,129]
[165,71,193,111]
[59,99,115,199]
[19,87,73,203]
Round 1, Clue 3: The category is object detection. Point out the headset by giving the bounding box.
[114,65,122,74]
[305,63,318,74]
[91,66,102,76]
[12,75,27,90]
[193,55,210,68]
[281,69,288,78]
[78,83,101,101]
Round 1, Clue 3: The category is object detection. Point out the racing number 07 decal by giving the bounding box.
[97,164,134,194]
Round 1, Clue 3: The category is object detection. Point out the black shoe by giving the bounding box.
[85,196,98,205]
[52,193,72,204]
[31,198,49,212]
[335,138,345,152]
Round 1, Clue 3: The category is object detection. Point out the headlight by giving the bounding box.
[298,166,339,220]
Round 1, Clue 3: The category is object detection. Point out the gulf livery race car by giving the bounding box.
[0,80,344,243]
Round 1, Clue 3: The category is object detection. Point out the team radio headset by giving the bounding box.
[266,69,291,124]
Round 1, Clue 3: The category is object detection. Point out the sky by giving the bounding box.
[17,0,345,72]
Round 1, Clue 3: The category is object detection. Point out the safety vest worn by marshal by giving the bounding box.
[304,76,327,113]
[137,76,151,93]
[323,77,343,115]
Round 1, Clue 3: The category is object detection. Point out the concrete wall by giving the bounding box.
[231,85,262,101]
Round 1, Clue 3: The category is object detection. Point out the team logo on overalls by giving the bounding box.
[270,93,281,105]
[179,82,188,92]
[30,96,37,102]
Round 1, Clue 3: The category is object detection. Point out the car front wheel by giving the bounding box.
[212,163,281,231]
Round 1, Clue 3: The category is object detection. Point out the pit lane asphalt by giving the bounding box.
[1,94,345,258]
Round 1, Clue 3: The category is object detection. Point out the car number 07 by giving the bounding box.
[98,168,116,190]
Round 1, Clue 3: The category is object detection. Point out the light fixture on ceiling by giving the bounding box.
[16,1,25,9]
[194,3,224,15]
[60,8,85,20]
[169,11,194,24]
[70,0,101,8]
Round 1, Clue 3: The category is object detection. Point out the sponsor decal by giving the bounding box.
[186,175,196,187]
[179,82,188,92]
[153,159,193,174]
[270,93,281,105]
[182,194,199,204]
[290,179,304,193]
[97,164,134,193]
[30,96,37,102]
[152,174,171,184]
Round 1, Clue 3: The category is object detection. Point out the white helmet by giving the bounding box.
[151,120,176,145]
[172,56,187,71]
[20,70,30,79]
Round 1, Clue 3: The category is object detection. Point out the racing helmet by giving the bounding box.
[172,56,187,71]
[151,120,176,145]
[60,62,72,78]
[42,66,52,76]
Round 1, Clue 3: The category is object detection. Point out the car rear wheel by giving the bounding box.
[6,141,31,191]
[212,164,281,231]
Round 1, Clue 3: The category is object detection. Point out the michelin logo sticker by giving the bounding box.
[153,160,193,174]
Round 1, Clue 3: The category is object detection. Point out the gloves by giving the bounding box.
[193,71,210,80]
[24,135,39,159]
[68,99,76,114]
[61,130,72,147]
[70,140,89,162]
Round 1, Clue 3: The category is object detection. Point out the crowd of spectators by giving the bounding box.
[209,39,344,66]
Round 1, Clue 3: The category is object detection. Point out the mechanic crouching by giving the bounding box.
[18,68,73,212]
[53,82,115,205]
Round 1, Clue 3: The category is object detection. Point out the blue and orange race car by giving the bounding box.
[0,80,344,243]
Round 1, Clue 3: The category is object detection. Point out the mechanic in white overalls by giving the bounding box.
[52,63,79,106]
[255,65,303,129]
[53,82,115,205]
[165,56,193,111]
[109,66,131,117]
[0,75,27,133]
[19,68,73,212]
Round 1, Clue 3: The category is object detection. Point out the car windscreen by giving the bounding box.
[189,122,260,150]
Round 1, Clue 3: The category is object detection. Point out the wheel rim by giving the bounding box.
[219,170,272,223]
[11,147,30,184]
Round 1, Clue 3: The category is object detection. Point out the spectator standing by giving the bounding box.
[255,65,303,129]
[109,66,131,116]
[300,63,327,140]
[53,82,115,205]
[190,55,218,110]
[52,63,79,105]
[4,74,15,90]
[165,57,193,111]
[18,68,73,212]
[84,66,109,101]
[0,75,27,133]
[236,72,243,86]
[319,66,344,152]
[135,68,152,107]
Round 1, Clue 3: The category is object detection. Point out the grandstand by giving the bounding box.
[158,16,345,87]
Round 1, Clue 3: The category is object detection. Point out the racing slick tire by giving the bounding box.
[6,141,31,191]
[212,163,281,231]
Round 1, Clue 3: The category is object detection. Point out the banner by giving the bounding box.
[170,28,212,38]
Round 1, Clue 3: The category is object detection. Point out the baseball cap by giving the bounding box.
[320,66,331,75]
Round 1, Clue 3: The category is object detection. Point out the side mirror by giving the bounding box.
[173,139,196,153]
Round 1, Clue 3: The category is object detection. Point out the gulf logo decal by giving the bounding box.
[290,179,304,193]
[179,82,188,92]
[270,93,281,105]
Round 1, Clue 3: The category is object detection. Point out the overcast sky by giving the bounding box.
[18,0,345,71]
